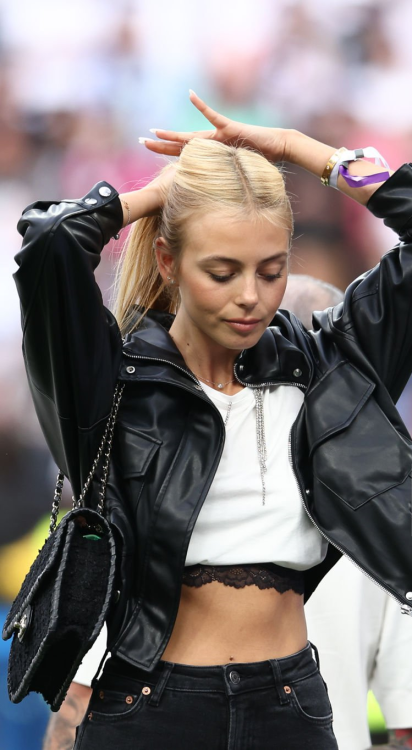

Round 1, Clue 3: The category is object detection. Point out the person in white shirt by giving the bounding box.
[42,274,412,750]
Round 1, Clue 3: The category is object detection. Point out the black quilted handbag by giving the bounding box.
[2,383,124,711]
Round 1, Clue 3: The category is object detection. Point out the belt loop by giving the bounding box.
[269,659,290,706]
[309,641,320,671]
[148,662,174,707]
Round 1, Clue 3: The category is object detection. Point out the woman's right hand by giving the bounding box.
[141,91,290,164]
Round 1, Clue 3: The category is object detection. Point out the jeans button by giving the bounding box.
[229,670,240,684]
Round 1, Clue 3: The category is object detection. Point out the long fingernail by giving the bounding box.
[149,128,160,134]
[138,137,154,144]
[189,89,197,97]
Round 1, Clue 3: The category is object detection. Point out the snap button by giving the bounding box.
[125,695,134,704]
[229,670,240,684]
[85,198,97,205]
[239,365,244,371]
[142,686,151,696]
[194,384,202,390]
[99,186,112,197]
[406,592,412,600]
[305,489,311,495]
[401,604,412,615]
[126,365,135,374]
[293,368,302,378]
[284,685,291,694]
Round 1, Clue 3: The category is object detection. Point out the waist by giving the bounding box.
[160,577,307,664]
[101,641,318,694]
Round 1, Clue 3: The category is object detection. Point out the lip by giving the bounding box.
[224,318,262,333]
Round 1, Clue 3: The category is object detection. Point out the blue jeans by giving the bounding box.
[74,642,338,749]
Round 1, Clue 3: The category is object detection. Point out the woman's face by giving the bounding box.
[161,211,290,353]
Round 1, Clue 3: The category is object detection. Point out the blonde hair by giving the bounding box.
[112,138,293,335]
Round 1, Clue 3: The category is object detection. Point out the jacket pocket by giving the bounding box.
[115,423,162,479]
[307,362,412,509]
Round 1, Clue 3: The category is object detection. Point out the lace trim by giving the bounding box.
[182,563,304,594]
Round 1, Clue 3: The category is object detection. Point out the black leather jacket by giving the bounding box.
[13,165,412,671]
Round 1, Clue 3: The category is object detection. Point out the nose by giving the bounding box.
[236,276,259,308]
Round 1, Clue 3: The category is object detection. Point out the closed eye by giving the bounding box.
[209,272,283,283]
[209,273,235,282]
[261,273,283,281]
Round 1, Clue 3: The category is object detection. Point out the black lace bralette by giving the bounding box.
[182,562,304,595]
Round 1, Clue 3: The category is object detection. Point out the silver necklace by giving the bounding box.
[218,386,267,507]
[168,332,266,502]
[224,400,232,426]
[196,374,236,390]
[253,387,267,506]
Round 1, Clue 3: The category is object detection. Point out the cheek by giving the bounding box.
[262,278,288,312]
[180,277,229,315]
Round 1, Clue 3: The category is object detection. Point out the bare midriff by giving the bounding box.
[161,581,307,666]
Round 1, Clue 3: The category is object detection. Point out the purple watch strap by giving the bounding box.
[338,164,391,188]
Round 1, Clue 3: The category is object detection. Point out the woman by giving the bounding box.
[14,92,412,749]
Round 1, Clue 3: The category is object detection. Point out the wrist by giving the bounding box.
[119,184,161,223]
[283,130,336,177]
[282,129,301,164]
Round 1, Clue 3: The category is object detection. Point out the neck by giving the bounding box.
[169,318,241,390]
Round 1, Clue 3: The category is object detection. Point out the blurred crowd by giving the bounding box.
[1,0,412,747]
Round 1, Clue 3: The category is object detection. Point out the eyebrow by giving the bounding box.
[199,252,288,266]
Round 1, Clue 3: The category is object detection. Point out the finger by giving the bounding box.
[188,90,229,129]
[149,128,215,143]
[138,138,182,156]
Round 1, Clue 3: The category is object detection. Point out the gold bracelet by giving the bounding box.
[320,147,347,186]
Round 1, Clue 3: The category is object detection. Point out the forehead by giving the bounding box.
[183,211,290,262]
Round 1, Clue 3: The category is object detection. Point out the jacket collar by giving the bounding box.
[122,308,311,388]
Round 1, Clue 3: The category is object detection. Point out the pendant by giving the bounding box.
[217,383,223,389]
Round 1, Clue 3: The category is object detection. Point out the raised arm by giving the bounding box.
[14,172,172,498]
[141,93,412,401]
[140,90,391,204]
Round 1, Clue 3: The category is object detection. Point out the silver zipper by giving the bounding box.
[123,350,229,433]
[124,347,308,393]
[234,362,308,392]
[287,426,409,611]
[123,350,201,387]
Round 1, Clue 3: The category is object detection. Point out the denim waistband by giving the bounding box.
[101,642,320,703]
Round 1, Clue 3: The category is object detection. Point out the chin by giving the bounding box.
[220,329,265,351]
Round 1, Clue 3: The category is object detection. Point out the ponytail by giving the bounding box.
[112,139,293,336]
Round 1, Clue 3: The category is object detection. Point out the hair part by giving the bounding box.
[112,138,294,336]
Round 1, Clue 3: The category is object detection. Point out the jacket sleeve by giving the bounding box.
[13,181,124,499]
[313,164,412,403]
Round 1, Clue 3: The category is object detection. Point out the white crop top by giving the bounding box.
[185,382,328,570]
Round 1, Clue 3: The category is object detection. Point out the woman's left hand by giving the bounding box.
[140,91,289,163]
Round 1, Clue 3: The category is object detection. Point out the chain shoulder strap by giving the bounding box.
[48,383,125,536]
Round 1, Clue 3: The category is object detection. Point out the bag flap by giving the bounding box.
[2,515,70,640]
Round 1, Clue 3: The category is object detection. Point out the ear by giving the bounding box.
[154,237,177,285]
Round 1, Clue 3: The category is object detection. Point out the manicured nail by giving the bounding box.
[189,89,197,97]
[149,128,159,134]
[138,137,153,144]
